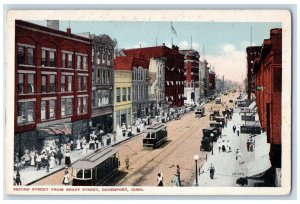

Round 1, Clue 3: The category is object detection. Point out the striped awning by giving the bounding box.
[247,154,271,177]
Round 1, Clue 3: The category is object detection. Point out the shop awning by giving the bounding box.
[38,122,72,136]
[255,132,270,158]
[248,101,257,110]
[247,154,271,177]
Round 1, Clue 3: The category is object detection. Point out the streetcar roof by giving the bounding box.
[72,146,118,169]
[144,123,166,133]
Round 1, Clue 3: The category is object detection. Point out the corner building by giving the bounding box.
[15,20,92,154]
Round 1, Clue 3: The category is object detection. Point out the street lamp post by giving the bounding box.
[194,154,199,186]
[210,133,214,155]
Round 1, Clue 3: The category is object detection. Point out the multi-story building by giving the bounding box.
[114,56,133,130]
[15,20,92,154]
[180,49,200,105]
[199,59,209,98]
[253,28,282,186]
[132,57,150,121]
[208,70,216,97]
[246,46,261,100]
[78,33,116,134]
[123,44,185,114]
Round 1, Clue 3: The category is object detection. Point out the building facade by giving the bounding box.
[132,58,150,121]
[246,46,262,100]
[208,70,216,97]
[199,59,209,98]
[114,57,133,131]
[90,34,115,134]
[254,28,282,186]
[15,20,92,154]
[180,49,200,105]
[123,44,185,112]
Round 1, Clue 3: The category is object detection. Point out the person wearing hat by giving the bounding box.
[63,167,70,185]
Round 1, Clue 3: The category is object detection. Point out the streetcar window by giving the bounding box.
[84,169,91,179]
[145,133,150,139]
[150,133,156,139]
[76,169,83,179]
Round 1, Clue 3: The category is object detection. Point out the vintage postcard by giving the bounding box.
[5,9,291,195]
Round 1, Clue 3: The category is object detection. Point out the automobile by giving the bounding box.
[209,110,220,120]
[195,106,205,117]
[200,127,220,151]
[215,97,221,104]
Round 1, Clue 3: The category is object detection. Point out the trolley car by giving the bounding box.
[143,123,168,149]
[71,146,119,186]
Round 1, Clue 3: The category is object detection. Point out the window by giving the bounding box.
[50,75,56,92]
[97,51,100,65]
[107,51,111,66]
[116,88,121,102]
[41,101,46,120]
[92,91,97,107]
[41,75,47,93]
[83,97,88,113]
[27,48,34,65]
[17,47,25,64]
[83,77,87,91]
[27,74,34,93]
[102,70,105,85]
[83,56,87,70]
[78,77,82,91]
[18,74,24,94]
[107,70,111,84]
[127,108,131,125]
[77,56,81,70]
[122,88,127,101]
[92,49,94,63]
[67,76,73,91]
[49,100,56,119]
[102,50,106,65]
[62,53,66,68]
[97,90,110,107]
[128,87,131,101]
[61,98,73,117]
[17,101,35,124]
[77,98,81,114]
[49,51,56,67]
[116,111,120,127]
[67,54,73,68]
[41,50,46,66]
[61,75,66,92]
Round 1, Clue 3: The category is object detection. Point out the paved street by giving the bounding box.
[31,92,237,187]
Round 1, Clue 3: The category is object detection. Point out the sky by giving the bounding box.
[32,20,281,83]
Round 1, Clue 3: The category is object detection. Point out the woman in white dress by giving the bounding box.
[49,153,56,169]
[30,150,36,166]
[76,138,81,150]
[63,168,70,185]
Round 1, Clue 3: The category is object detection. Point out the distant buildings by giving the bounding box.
[180,49,200,105]
[122,44,185,115]
[199,59,209,98]
[15,20,92,153]
[208,70,216,97]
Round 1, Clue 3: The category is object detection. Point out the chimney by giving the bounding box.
[67,28,71,34]
[162,43,165,46]
[47,20,59,30]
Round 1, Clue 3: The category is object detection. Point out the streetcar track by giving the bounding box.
[116,111,208,186]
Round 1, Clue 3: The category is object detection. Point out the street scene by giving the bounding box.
[12,19,283,188]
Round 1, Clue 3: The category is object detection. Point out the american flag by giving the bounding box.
[171,22,177,37]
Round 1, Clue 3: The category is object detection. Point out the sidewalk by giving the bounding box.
[14,125,145,186]
[194,108,255,187]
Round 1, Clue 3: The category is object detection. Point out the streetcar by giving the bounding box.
[143,123,168,149]
[195,106,205,117]
[71,146,119,186]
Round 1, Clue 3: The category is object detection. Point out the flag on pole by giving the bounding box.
[171,22,177,36]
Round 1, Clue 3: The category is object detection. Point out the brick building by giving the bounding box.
[123,44,185,111]
[208,70,216,97]
[180,49,200,105]
[15,20,92,155]
[246,46,262,100]
[253,28,282,186]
